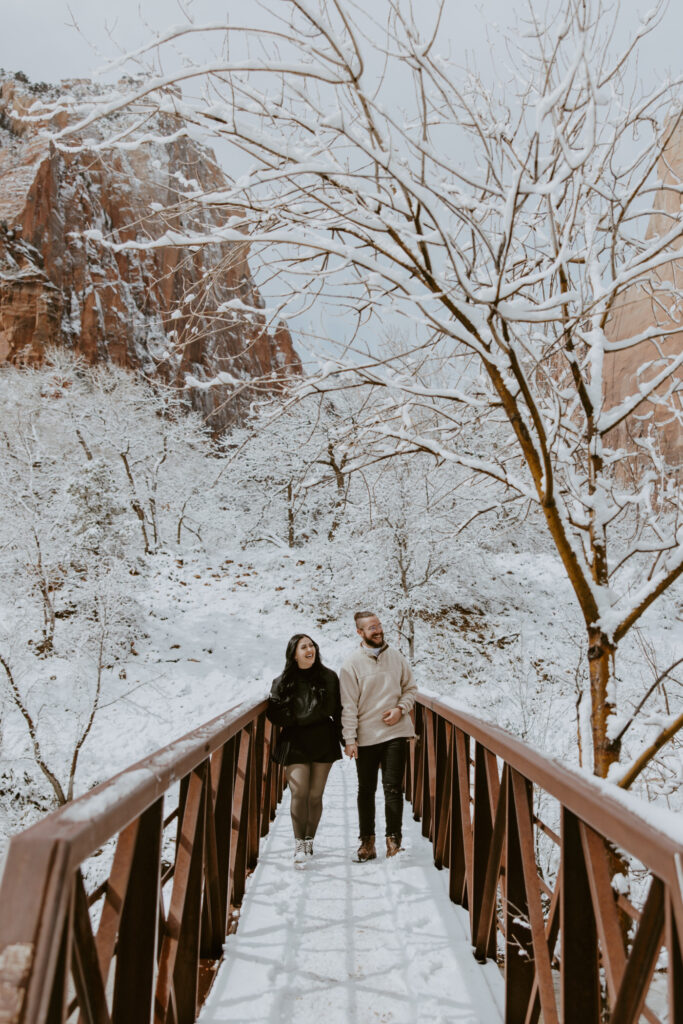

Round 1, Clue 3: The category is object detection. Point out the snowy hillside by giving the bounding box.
[2,356,680,867]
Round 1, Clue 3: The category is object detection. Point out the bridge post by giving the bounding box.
[71,869,110,1024]
[45,881,72,1024]
[472,743,495,959]
[504,770,535,1024]
[473,764,507,963]
[173,762,209,1024]
[610,877,665,1024]
[204,738,236,954]
[433,721,452,870]
[561,809,600,1022]
[112,797,163,1024]
[230,728,252,907]
[665,895,683,1020]
[452,729,472,916]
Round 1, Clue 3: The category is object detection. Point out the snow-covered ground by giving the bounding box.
[0,545,354,862]
[3,532,680,862]
[0,402,680,1021]
[76,550,355,784]
[199,762,504,1024]
[2,360,680,862]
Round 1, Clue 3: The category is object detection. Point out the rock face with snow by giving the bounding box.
[605,121,683,466]
[0,74,300,428]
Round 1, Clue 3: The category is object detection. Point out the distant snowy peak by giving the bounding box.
[0,73,301,428]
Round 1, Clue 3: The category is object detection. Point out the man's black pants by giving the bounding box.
[355,738,407,838]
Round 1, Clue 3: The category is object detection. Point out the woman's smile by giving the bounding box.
[295,636,317,669]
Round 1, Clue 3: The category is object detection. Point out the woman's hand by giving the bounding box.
[345,743,358,759]
[382,707,402,726]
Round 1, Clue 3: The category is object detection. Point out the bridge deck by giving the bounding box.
[199,759,504,1024]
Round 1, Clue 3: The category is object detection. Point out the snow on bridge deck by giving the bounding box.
[199,759,504,1024]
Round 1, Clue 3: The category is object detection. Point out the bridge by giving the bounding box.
[0,694,681,1023]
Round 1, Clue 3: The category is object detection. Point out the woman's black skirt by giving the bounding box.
[271,718,342,766]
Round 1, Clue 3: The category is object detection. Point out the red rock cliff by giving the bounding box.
[0,74,301,428]
[604,120,682,466]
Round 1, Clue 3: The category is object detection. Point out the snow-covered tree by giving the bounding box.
[63,362,213,556]
[0,355,214,807]
[223,393,352,548]
[44,0,683,778]
[358,459,454,659]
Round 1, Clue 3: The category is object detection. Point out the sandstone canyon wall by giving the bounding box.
[0,74,301,429]
[604,120,683,466]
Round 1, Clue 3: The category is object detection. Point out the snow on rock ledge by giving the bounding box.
[0,74,301,429]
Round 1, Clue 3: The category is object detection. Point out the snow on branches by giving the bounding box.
[0,354,213,809]
[37,0,683,776]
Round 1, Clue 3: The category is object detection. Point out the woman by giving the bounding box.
[267,634,342,865]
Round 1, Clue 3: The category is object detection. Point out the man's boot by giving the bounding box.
[357,835,376,861]
[386,834,404,857]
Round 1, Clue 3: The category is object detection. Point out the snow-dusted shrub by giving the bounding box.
[221,394,351,548]
[0,353,216,809]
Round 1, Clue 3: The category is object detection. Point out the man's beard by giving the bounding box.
[364,634,384,648]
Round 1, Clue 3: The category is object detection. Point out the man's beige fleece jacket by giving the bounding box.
[339,645,417,746]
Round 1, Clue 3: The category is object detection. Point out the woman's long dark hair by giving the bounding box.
[279,633,327,695]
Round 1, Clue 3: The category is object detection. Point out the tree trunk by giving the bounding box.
[120,450,151,555]
[587,627,620,778]
[327,445,348,541]
[287,482,295,548]
[0,653,66,806]
[407,616,415,660]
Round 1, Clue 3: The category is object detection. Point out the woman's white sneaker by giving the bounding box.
[293,839,307,866]
[304,837,314,857]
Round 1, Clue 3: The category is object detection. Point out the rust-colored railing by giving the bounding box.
[0,699,283,1024]
[409,694,683,1024]
[2,692,682,1024]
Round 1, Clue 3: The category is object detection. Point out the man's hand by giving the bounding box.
[345,743,358,759]
[382,707,402,727]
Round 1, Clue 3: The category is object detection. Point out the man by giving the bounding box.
[339,610,417,861]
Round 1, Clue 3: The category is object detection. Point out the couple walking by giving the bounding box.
[266,611,417,865]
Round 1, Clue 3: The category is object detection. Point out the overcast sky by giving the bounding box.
[3,0,681,90]
[2,0,680,359]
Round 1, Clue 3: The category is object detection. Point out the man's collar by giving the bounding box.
[360,641,388,655]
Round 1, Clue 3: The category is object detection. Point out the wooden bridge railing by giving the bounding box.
[2,692,682,1024]
[0,699,283,1024]
[409,693,683,1024]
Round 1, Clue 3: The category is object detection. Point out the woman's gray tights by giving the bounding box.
[285,762,333,839]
